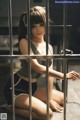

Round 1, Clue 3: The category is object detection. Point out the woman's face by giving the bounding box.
[31,23,45,39]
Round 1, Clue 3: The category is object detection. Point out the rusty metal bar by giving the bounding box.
[8,0,15,120]
[63,3,67,120]
[45,0,50,119]
[1,54,80,59]
[26,1,32,120]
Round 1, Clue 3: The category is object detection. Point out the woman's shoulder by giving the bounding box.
[19,38,28,53]
[19,38,28,45]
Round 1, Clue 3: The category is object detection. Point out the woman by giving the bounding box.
[4,6,80,120]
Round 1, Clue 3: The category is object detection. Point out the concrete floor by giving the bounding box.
[54,60,80,120]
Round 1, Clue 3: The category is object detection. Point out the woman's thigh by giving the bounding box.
[33,87,47,101]
[52,89,64,104]
[34,87,64,105]
[15,93,53,120]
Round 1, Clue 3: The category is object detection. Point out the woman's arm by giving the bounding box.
[19,39,80,80]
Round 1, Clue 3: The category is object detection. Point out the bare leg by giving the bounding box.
[52,89,64,105]
[34,76,64,112]
[5,104,39,119]
[15,93,53,120]
[33,76,54,102]
[34,87,64,112]
[15,108,39,120]
[48,89,64,112]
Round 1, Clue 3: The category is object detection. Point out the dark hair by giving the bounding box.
[18,6,46,41]
[18,12,27,41]
[30,6,46,27]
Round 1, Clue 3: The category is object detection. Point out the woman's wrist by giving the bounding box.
[62,73,68,80]
[61,73,67,80]
[60,73,64,80]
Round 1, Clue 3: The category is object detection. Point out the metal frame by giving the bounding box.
[8,0,15,120]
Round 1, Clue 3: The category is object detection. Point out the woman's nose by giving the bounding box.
[36,26,40,32]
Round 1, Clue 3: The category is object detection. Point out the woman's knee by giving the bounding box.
[41,111,53,120]
[52,89,64,105]
[15,94,54,120]
[60,92,64,104]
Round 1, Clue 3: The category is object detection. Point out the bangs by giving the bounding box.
[30,14,45,26]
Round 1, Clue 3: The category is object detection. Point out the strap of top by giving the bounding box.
[31,42,52,66]
[31,42,40,54]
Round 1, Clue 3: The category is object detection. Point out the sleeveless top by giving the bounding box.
[17,42,52,79]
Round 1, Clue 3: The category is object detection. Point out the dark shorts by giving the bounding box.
[4,73,37,105]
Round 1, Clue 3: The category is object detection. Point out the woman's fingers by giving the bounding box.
[67,71,80,80]
[49,99,63,112]
[72,71,80,78]
[72,72,80,80]
[55,103,63,112]
[53,104,63,112]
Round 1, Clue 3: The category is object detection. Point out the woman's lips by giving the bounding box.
[37,33,42,35]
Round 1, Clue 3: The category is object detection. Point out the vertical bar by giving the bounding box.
[8,0,15,120]
[26,1,32,120]
[63,3,67,120]
[8,0,13,55]
[10,58,15,120]
[45,0,50,120]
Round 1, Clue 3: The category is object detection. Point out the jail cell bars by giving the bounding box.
[1,0,80,120]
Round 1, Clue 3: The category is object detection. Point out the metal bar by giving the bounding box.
[8,0,15,120]
[26,1,32,120]
[10,58,15,120]
[8,0,13,55]
[45,0,50,119]
[66,60,69,102]
[63,3,67,120]
[1,54,80,59]
[46,59,49,120]
[51,25,72,27]
[27,1,31,53]
[16,24,72,27]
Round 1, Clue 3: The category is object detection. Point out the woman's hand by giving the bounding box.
[49,99,63,112]
[66,71,80,80]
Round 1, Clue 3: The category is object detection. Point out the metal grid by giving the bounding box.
[0,0,80,120]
